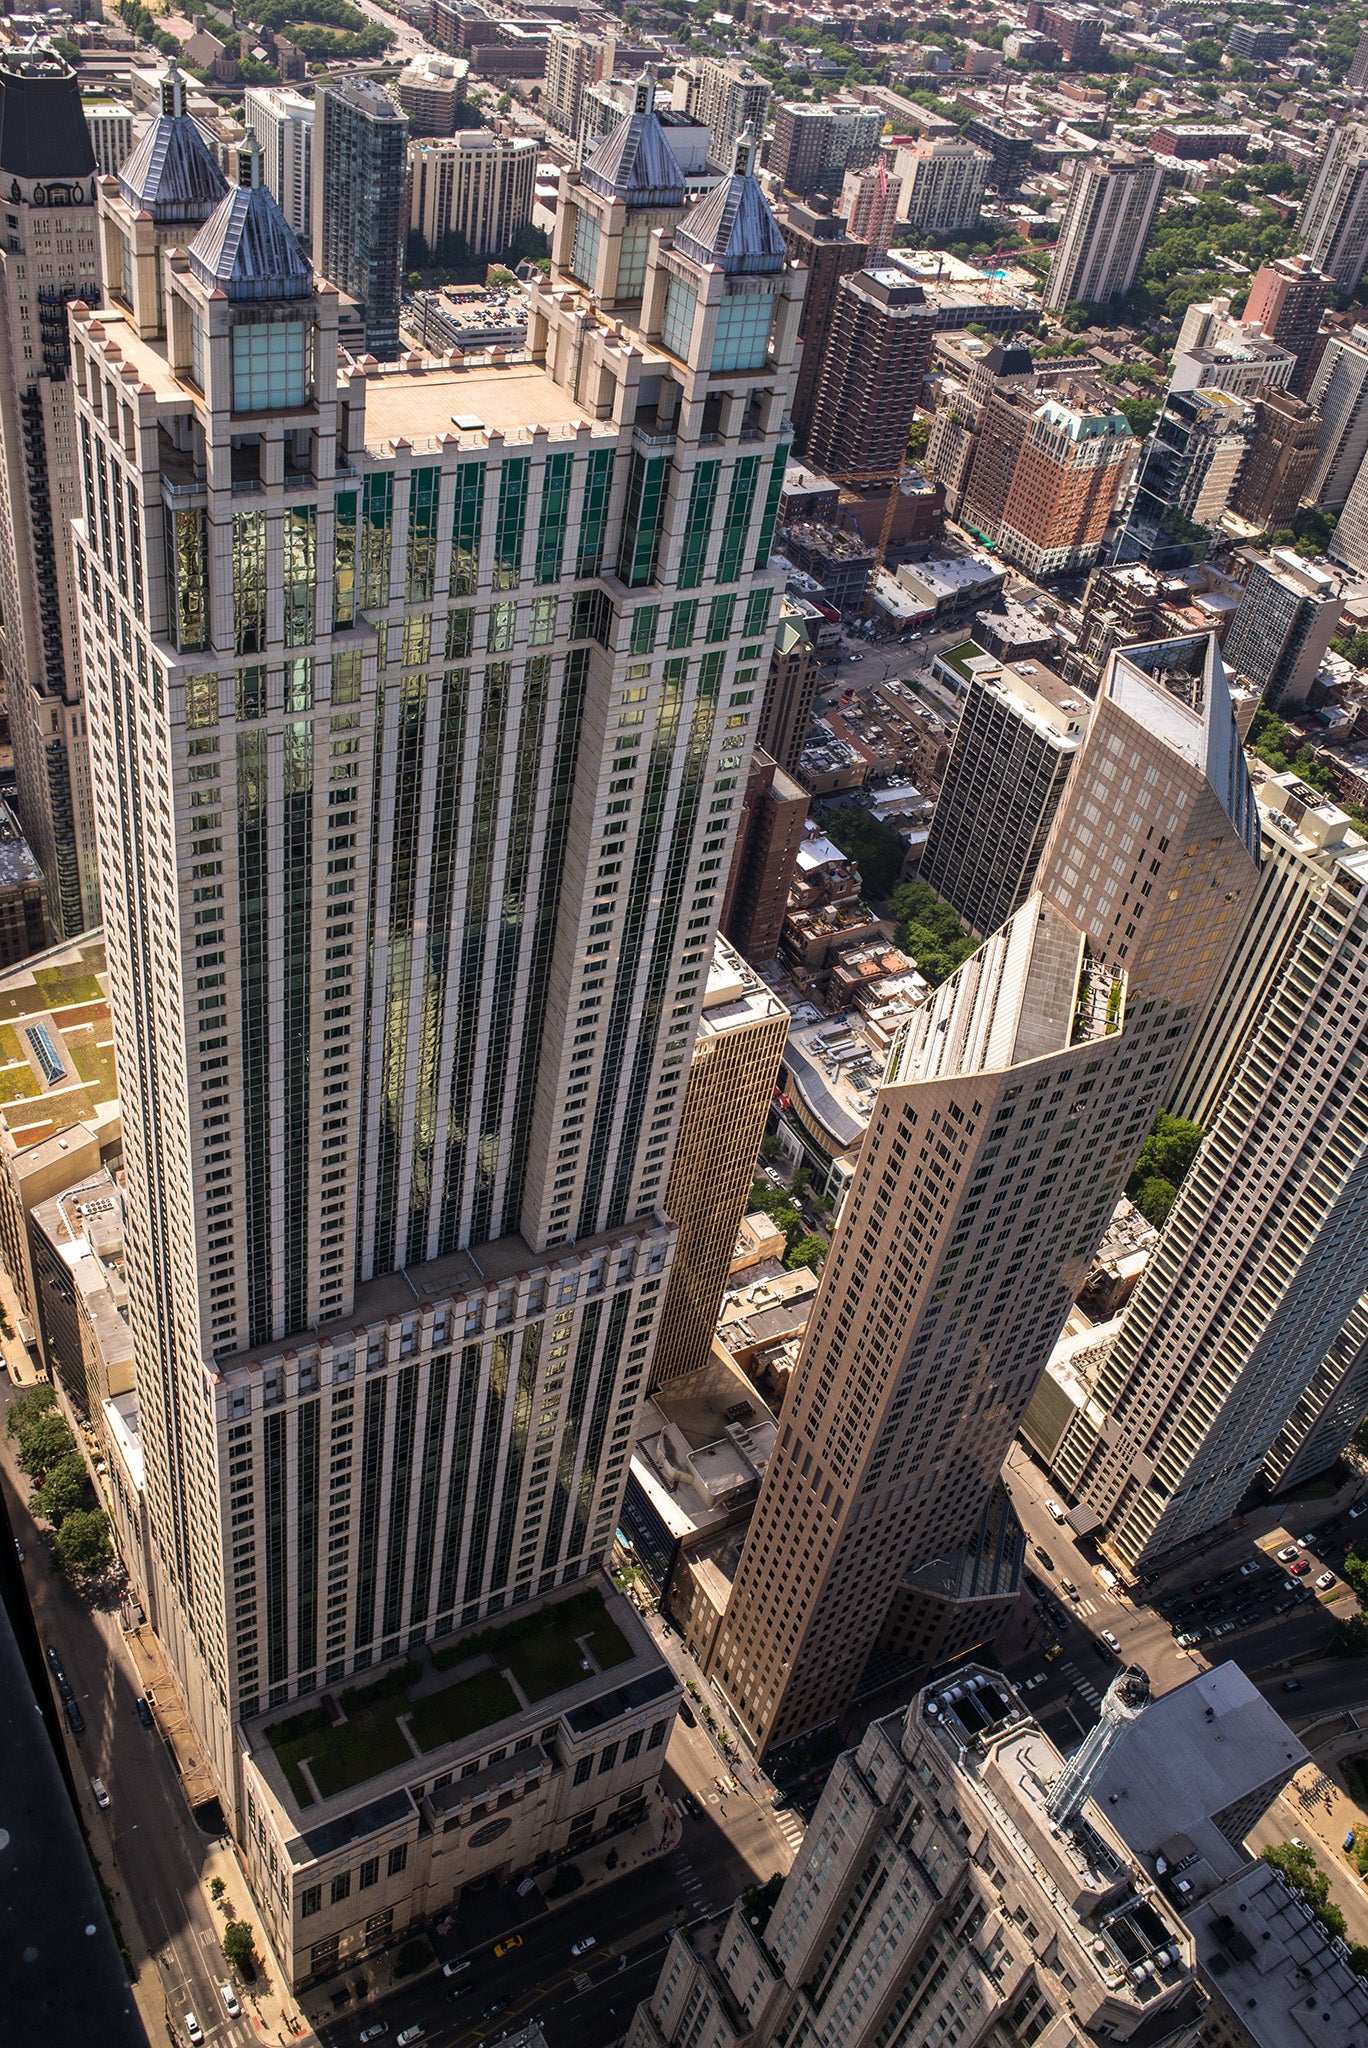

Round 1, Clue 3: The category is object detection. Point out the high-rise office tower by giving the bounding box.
[1304,324,1368,509]
[776,197,867,455]
[841,161,899,264]
[1042,773,1368,1570]
[1044,152,1165,313]
[894,138,991,235]
[0,47,101,942]
[408,131,536,260]
[628,1665,1200,2048]
[1242,256,1333,395]
[1260,1290,1368,1499]
[1114,386,1251,567]
[722,748,806,963]
[1300,125,1368,295]
[1328,438,1368,576]
[805,269,936,482]
[312,79,408,359]
[700,635,1259,1753]
[1230,386,1319,530]
[920,654,1087,939]
[72,72,801,1935]
[648,940,787,1389]
[768,101,882,198]
[243,84,314,242]
[1221,548,1342,706]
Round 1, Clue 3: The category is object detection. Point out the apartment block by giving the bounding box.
[82,98,135,179]
[996,391,1135,579]
[776,197,867,456]
[920,651,1087,939]
[1298,124,1368,296]
[629,1663,1202,2048]
[1328,435,1368,578]
[243,85,314,242]
[1025,2,1106,64]
[1306,324,1368,509]
[841,161,900,264]
[0,49,102,941]
[1114,387,1250,568]
[756,604,818,778]
[1220,550,1341,707]
[1045,773,1368,1569]
[805,269,937,484]
[700,635,1259,1752]
[1229,388,1319,532]
[1241,256,1333,396]
[409,131,536,259]
[70,66,800,1946]
[684,58,770,171]
[649,941,787,1389]
[395,53,470,140]
[1044,153,1165,313]
[768,100,882,198]
[721,749,807,964]
[541,27,614,141]
[312,79,408,360]
[894,138,991,234]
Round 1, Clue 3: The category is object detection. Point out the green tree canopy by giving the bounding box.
[1126,1111,1203,1227]
[6,1384,55,1440]
[785,1234,826,1274]
[16,1410,77,1483]
[222,1921,258,1978]
[889,879,977,987]
[823,805,906,899]
[29,1453,90,1527]
[1260,1841,1347,1939]
[52,1507,113,1580]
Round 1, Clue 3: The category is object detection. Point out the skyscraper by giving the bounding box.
[993,388,1135,579]
[312,78,408,359]
[408,131,536,261]
[894,138,991,235]
[1298,124,1368,296]
[920,652,1087,938]
[629,1664,1201,2048]
[701,635,1259,1753]
[1042,772,1368,1571]
[841,160,900,263]
[243,84,314,242]
[0,47,101,941]
[1351,26,1368,93]
[1241,255,1333,395]
[756,606,818,778]
[1304,324,1368,509]
[1220,549,1342,707]
[648,940,788,1389]
[72,74,802,1942]
[686,57,770,170]
[1327,437,1368,576]
[1113,386,1250,567]
[1229,386,1319,530]
[722,748,807,963]
[776,197,867,456]
[804,269,937,483]
[768,101,882,198]
[1044,152,1165,314]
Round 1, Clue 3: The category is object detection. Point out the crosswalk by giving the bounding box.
[1060,1661,1102,1708]
[772,1807,807,1853]
[675,1854,706,1909]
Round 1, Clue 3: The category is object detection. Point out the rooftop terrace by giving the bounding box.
[0,934,118,1154]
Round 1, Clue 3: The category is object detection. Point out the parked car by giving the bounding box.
[219,1984,241,2018]
[184,2015,204,2046]
[516,1876,538,1896]
[1290,1559,1312,1576]
[45,1644,64,1676]
[1282,1679,1304,1692]
[91,1776,109,1808]
[1350,1500,1368,1520]
[136,1695,154,1728]
[1045,1500,1066,1522]
[481,2001,510,2020]
[571,1936,598,1957]
[64,1697,85,1736]
[1238,1560,1261,1576]
[1316,1571,1337,1591]
[359,2026,388,2042]
[1176,1632,1201,1648]
[679,1700,696,1727]
[396,2030,425,2046]
[1096,1565,1118,1588]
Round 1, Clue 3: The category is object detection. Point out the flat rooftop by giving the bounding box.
[0,933,119,1159]
[780,1010,889,1146]
[699,935,788,1041]
[1188,1861,1368,2047]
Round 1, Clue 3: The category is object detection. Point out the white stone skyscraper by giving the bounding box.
[1298,122,1368,294]
[1043,152,1165,313]
[700,635,1259,1755]
[71,66,802,1917]
[0,47,102,939]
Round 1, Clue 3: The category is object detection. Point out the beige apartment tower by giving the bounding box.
[649,938,788,1389]
[703,634,1260,1754]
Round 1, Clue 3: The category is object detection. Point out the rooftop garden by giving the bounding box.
[264,1589,633,1807]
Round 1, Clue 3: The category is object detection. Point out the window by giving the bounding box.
[647,1719,667,1748]
[300,1885,322,1918]
[386,1844,407,1876]
[624,1729,643,1760]
[661,275,698,362]
[358,1857,379,1890]
[232,321,310,412]
[711,289,774,372]
[573,1756,593,1785]
[570,206,601,285]
[597,1742,619,1774]
[331,1871,351,1904]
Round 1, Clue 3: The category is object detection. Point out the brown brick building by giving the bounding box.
[805,268,938,482]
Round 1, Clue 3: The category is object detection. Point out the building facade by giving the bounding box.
[1043,774,1368,1570]
[1298,123,1368,294]
[0,48,102,941]
[768,101,882,198]
[722,749,807,964]
[700,636,1259,1753]
[920,654,1086,939]
[686,59,770,171]
[1114,387,1250,568]
[243,85,314,243]
[70,73,802,1945]
[805,269,937,484]
[996,391,1135,579]
[895,139,991,235]
[1241,256,1333,396]
[1220,550,1342,708]
[312,79,408,360]
[409,132,536,260]
[841,162,900,265]
[1229,387,1319,532]
[648,940,787,1389]
[1305,325,1368,510]
[776,198,867,457]
[1044,153,1166,314]
[396,54,470,140]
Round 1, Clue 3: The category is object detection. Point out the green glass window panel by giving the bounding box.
[709,288,774,373]
[452,462,484,595]
[487,600,515,653]
[661,274,698,361]
[233,508,267,655]
[331,649,361,705]
[662,656,688,690]
[359,472,394,610]
[333,492,357,628]
[406,465,441,602]
[630,604,659,655]
[493,458,529,591]
[236,665,266,720]
[706,593,737,643]
[575,446,615,578]
[743,588,774,637]
[616,452,669,589]
[570,206,601,286]
[715,455,760,585]
[186,674,217,727]
[283,502,317,648]
[617,219,650,300]
[446,608,474,660]
[753,446,790,571]
[535,451,572,584]
[529,595,556,645]
[677,462,719,590]
[668,599,697,650]
[285,658,314,712]
[698,650,725,700]
[172,508,209,653]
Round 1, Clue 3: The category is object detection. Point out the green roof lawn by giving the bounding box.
[408,1669,520,1751]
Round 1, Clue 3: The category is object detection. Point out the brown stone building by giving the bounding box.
[1230,387,1320,530]
[722,749,809,963]
[777,197,867,455]
[805,268,938,482]
[1243,255,1334,396]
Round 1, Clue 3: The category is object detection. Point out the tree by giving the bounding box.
[823,804,906,900]
[29,1453,90,1527]
[6,1384,55,1440]
[16,1410,77,1483]
[889,879,977,987]
[785,1234,826,1274]
[1131,1176,1177,1227]
[1261,1840,1347,1939]
[1130,1111,1203,1190]
[51,1507,113,1580]
[222,1921,258,1978]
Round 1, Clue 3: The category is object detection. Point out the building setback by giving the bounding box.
[804,269,937,484]
[699,635,1258,1754]
[1042,774,1368,1571]
[312,78,408,360]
